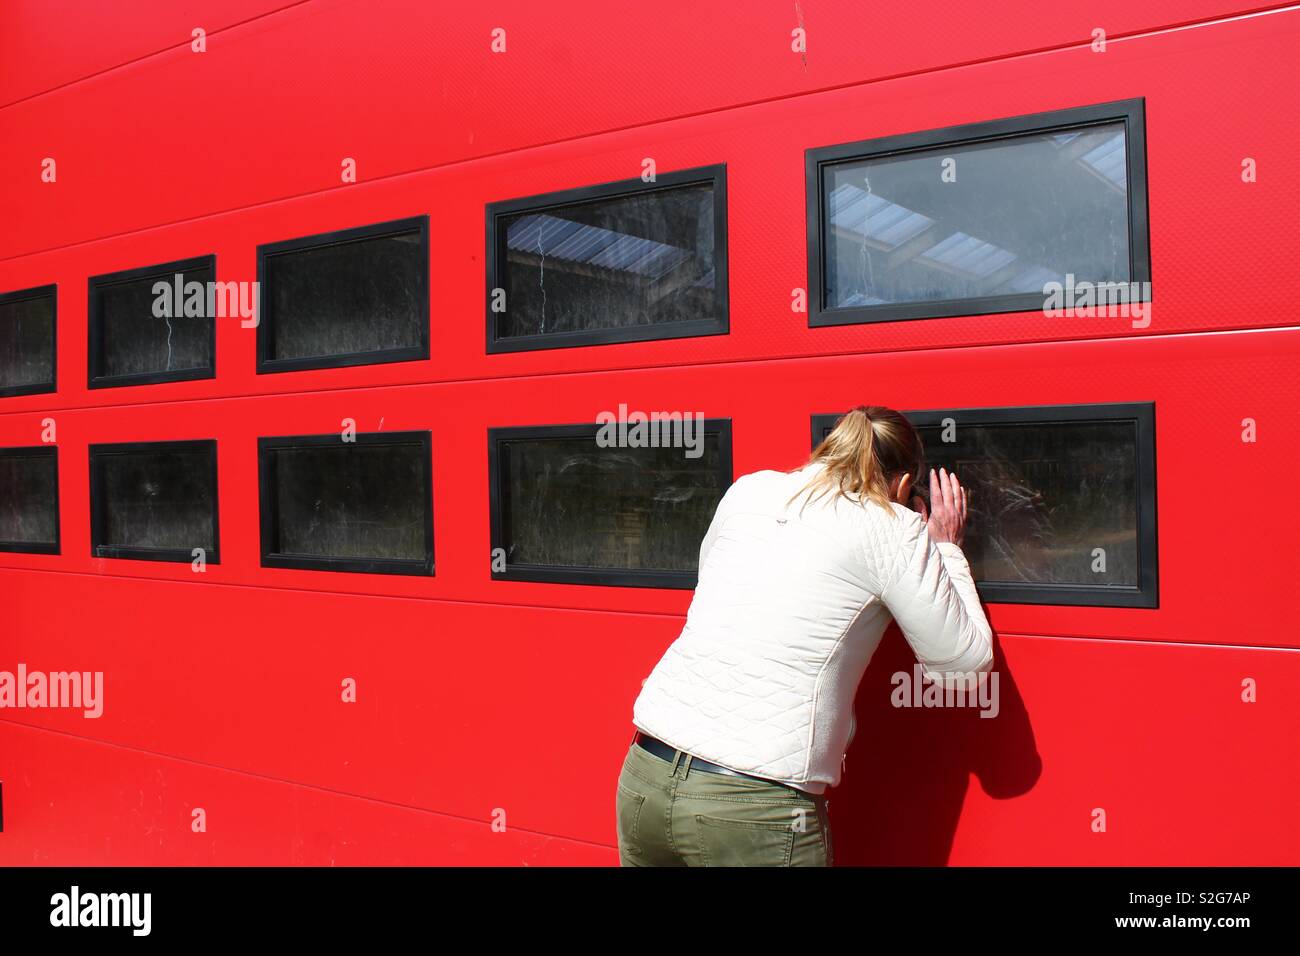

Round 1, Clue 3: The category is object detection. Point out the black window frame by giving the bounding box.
[256,215,431,374]
[88,255,218,388]
[88,439,220,564]
[811,402,1157,608]
[0,284,57,398]
[487,419,734,588]
[805,98,1151,327]
[485,164,730,353]
[257,430,434,576]
[0,445,60,554]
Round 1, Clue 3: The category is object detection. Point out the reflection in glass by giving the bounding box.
[501,434,726,571]
[823,122,1130,308]
[95,264,214,378]
[498,182,718,339]
[269,442,427,561]
[263,230,424,362]
[916,421,1138,586]
[0,291,55,390]
[97,445,216,552]
[0,451,58,546]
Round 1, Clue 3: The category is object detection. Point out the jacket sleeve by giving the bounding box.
[696,480,736,570]
[877,508,994,688]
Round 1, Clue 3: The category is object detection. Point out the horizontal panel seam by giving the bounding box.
[0,0,316,111]
[1,3,1296,261]
[0,565,690,620]
[0,567,1298,651]
[0,322,1297,419]
[0,716,618,851]
[992,631,1300,653]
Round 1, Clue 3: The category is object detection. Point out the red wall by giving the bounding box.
[1,0,1297,864]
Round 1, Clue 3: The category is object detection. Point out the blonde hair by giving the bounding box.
[788,405,925,516]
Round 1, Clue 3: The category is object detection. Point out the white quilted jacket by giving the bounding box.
[632,461,994,793]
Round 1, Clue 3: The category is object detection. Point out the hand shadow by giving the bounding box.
[828,627,1041,865]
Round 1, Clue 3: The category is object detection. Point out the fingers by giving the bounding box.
[939,467,955,516]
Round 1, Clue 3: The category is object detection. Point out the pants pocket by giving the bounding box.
[792,799,832,868]
[695,809,797,867]
[615,780,648,860]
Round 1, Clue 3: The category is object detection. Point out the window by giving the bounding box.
[0,285,56,398]
[258,431,433,575]
[88,256,216,387]
[0,446,60,554]
[486,165,728,352]
[806,99,1150,326]
[488,420,733,587]
[257,216,430,373]
[811,403,1157,606]
[89,440,219,563]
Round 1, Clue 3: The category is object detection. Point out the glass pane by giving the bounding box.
[497,182,719,338]
[96,265,214,378]
[916,421,1138,586]
[823,122,1129,308]
[0,292,55,389]
[269,442,426,561]
[99,446,215,551]
[0,452,58,545]
[501,433,726,571]
[264,230,425,361]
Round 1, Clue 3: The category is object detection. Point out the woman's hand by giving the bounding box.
[908,468,969,548]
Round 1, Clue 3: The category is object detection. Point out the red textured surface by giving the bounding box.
[1,5,1298,416]
[1,1,1297,865]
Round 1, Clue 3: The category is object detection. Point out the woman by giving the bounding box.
[616,405,993,866]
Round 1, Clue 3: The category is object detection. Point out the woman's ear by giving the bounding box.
[891,473,912,504]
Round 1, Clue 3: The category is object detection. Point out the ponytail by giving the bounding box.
[787,405,924,516]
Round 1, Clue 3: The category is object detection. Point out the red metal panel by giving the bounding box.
[838,630,1300,865]
[1,2,1297,866]
[1,601,1295,863]
[1,6,1298,415]
[0,1,297,107]
[0,0,1288,260]
[0,327,1294,646]
[0,721,610,865]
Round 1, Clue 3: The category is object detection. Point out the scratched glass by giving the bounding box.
[499,433,726,571]
[496,181,719,339]
[93,264,214,379]
[268,442,427,561]
[0,450,58,547]
[0,290,55,391]
[822,122,1131,308]
[262,229,425,362]
[916,421,1139,586]
[96,445,216,552]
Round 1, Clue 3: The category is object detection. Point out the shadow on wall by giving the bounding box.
[831,630,1041,865]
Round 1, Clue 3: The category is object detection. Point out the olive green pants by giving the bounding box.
[615,737,833,866]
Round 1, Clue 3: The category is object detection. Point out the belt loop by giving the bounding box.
[668,749,682,776]
[681,754,693,779]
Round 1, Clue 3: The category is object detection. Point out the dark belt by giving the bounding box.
[634,731,797,790]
